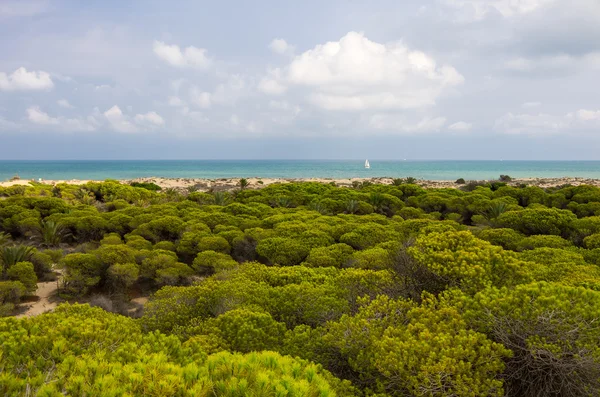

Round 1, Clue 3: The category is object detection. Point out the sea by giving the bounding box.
[2,160,600,181]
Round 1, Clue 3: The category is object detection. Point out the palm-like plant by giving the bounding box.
[308,201,328,215]
[238,178,249,190]
[483,202,509,220]
[0,232,11,247]
[0,245,34,275]
[274,196,292,208]
[31,220,70,247]
[369,192,386,213]
[345,199,359,214]
[213,191,232,206]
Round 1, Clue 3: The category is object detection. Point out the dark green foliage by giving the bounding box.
[30,220,70,247]
[129,181,162,191]
[0,245,34,272]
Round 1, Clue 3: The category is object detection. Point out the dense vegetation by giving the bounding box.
[2,179,600,395]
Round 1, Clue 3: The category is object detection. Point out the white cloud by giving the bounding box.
[27,106,59,125]
[262,32,463,111]
[27,106,95,131]
[570,109,600,122]
[0,67,53,91]
[495,112,567,134]
[443,0,555,20]
[153,40,211,69]
[269,38,294,55]
[104,105,138,133]
[258,77,287,95]
[494,108,600,134]
[212,75,248,105]
[134,111,165,126]
[190,88,212,108]
[368,114,447,133]
[57,99,74,109]
[168,96,185,107]
[504,53,600,73]
[448,121,473,131]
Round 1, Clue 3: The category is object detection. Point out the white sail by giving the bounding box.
[365,159,370,169]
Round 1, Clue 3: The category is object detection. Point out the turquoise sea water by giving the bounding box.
[2,160,600,181]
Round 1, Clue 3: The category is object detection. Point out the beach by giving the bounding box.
[2,176,600,191]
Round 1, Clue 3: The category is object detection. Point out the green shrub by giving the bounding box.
[129,181,162,191]
[477,228,524,250]
[304,244,355,268]
[197,236,231,254]
[192,251,238,274]
[461,283,600,396]
[517,234,572,251]
[256,237,310,266]
[6,261,37,291]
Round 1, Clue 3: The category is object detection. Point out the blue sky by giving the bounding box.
[1,0,599,160]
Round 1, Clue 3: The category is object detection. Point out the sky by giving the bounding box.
[0,0,599,160]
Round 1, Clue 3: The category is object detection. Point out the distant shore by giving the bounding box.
[3,176,600,191]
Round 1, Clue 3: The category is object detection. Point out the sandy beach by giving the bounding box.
[2,176,600,191]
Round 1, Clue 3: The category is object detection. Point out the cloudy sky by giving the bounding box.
[1,0,599,160]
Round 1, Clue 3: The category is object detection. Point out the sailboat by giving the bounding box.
[364,159,370,169]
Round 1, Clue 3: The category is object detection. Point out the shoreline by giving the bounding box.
[2,176,600,190]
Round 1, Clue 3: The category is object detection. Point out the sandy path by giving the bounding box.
[16,278,61,318]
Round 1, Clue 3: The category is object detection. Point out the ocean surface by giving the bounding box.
[2,160,600,181]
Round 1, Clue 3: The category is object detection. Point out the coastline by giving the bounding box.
[2,176,600,191]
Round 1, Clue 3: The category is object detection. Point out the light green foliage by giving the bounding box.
[93,243,138,267]
[304,244,354,268]
[0,281,26,315]
[141,251,184,282]
[496,207,576,236]
[6,180,600,396]
[155,261,194,286]
[477,228,524,250]
[340,223,398,250]
[177,231,211,262]
[6,261,37,291]
[107,262,139,291]
[197,235,231,253]
[256,237,310,266]
[517,234,572,251]
[193,250,238,273]
[373,304,508,397]
[518,248,600,287]
[350,247,393,270]
[29,251,53,277]
[583,232,600,249]
[133,215,185,242]
[125,234,153,250]
[178,308,287,353]
[59,253,103,295]
[408,231,528,294]
[153,240,176,251]
[326,295,508,396]
[459,283,600,396]
[100,232,123,245]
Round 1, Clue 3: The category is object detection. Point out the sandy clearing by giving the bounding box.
[16,278,61,318]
